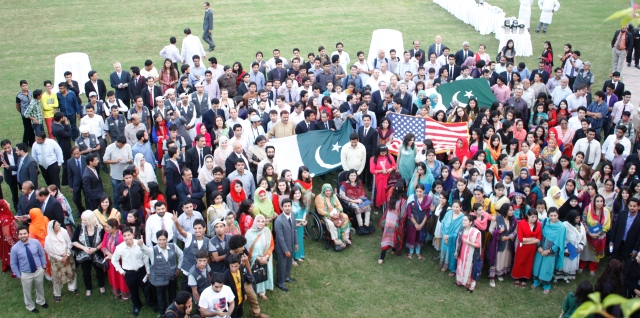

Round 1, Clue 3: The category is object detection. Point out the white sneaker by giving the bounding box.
[490,279,496,288]
[497,276,504,282]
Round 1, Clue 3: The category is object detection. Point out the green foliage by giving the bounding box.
[572,292,640,318]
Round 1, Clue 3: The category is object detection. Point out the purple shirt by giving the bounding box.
[623,212,638,241]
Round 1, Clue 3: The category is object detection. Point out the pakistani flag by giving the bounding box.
[436,78,497,108]
[268,119,353,177]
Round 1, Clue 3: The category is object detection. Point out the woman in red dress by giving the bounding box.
[511,210,542,287]
[540,41,554,74]
[370,145,397,208]
[159,58,178,93]
[0,199,18,274]
[151,113,168,167]
[100,218,130,300]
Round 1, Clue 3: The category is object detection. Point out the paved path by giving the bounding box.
[622,65,640,100]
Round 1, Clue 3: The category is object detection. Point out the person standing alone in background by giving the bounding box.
[203,2,215,52]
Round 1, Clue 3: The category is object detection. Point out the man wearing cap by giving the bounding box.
[202,70,220,100]
[164,89,178,108]
[152,96,174,120]
[454,42,474,66]
[84,91,104,116]
[244,115,265,146]
[84,70,107,102]
[76,125,100,156]
[176,93,197,140]
[573,61,595,97]
[190,82,209,124]
[110,62,131,107]
[141,77,162,111]
[80,104,107,172]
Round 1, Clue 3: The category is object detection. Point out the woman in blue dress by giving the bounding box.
[440,200,464,275]
[290,185,307,264]
[245,215,274,299]
[397,133,416,181]
[408,162,435,196]
[532,209,566,294]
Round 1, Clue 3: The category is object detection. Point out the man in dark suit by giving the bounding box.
[141,77,163,111]
[499,63,516,84]
[66,146,86,215]
[225,142,249,177]
[602,72,625,100]
[16,181,37,221]
[409,40,427,66]
[454,42,474,66]
[36,187,65,225]
[205,166,230,207]
[1,139,20,208]
[444,55,461,82]
[176,168,206,213]
[268,59,288,84]
[529,61,551,84]
[51,112,72,186]
[611,25,634,73]
[222,254,247,318]
[370,83,388,107]
[358,114,378,189]
[610,198,640,261]
[201,98,225,132]
[164,147,182,213]
[82,154,104,211]
[12,143,38,188]
[274,199,297,292]
[427,35,448,58]
[84,70,107,101]
[128,67,146,104]
[316,110,336,131]
[63,71,83,105]
[395,89,413,114]
[387,98,410,115]
[295,109,317,134]
[185,135,211,179]
[109,62,132,106]
[375,91,394,123]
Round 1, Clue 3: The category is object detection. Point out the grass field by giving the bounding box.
[0,0,632,317]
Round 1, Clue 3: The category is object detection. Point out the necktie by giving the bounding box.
[464,51,467,60]
[570,66,575,77]
[507,73,511,83]
[450,66,453,78]
[199,149,204,168]
[77,159,82,174]
[161,217,166,231]
[41,200,46,213]
[118,72,121,80]
[149,89,154,108]
[288,90,292,103]
[437,45,440,56]
[364,128,368,136]
[24,243,37,273]
[306,122,310,130]
[278,69,281,79]
[585,141,591,164]
[17,157,23,183]
[325,122,328,129]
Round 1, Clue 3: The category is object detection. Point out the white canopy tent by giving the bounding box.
[52,52,92,93]
[367,29,405,63]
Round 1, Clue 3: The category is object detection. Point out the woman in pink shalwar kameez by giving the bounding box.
[370,145,397,207]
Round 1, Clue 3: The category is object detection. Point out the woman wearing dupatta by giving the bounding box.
[315,183,352,250]
[556,155,576,189]
[197,154,215,188]
[377,117,394,146]
[378,180,408,264]
[0,200,18,274]
[405,184,433,260]
[579,194,611,275]
[253,187,276,230]
[397,134,416,181]
[555,210,587,282]
[134,153,157,190]
[455,214,482,292]
[488,204,517,287]
[339,169,373,235]
[226,179,246,214]
[93,195,121,227]
[513,168,534,192]
[294,166,315,210]
[555,118,575,157]
[408,162,434,196]
[454,137,472,167]
[245,215,274,299]
[370,145,397,207]
[485,135,502,165]
[290,186,307,262]
[440,201,464,273]
[207,192,232,234]
[532,209,566,293]
[512,211,542,287]
[439,166,456,193]
[513,119,527,146]
[544,186,566,210]
[100,218,129,300]
[29,208,50,277]
[44,220,78,302]
[540,137,561,170]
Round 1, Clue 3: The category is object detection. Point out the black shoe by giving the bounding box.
[628,63,632,67]
[40,303,48,309]
[636,65,640,69]
[133,308,140,317]
[277,285,288,292]
[543,30,547,33]
[335,245,344,251]
[535,29,540,33]
[285,277,297,283]
[357,227,368,235]
[367,225,376,234]
[30,309,39,314]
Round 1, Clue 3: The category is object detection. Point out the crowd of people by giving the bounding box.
[3,2,640,315]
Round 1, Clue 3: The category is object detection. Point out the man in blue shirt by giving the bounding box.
[586,91,608,135]
[342,65,363,91]
[10,226,48,313]
[131,130,157,167]
[57,82,82,140]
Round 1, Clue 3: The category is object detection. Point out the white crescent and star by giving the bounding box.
[315,143,342,169]
[452,90,474,107]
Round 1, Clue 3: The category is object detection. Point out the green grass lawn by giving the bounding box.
[0,0,631,316]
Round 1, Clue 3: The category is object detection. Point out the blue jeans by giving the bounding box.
[68,116,79,140]
[32,123,44,133]
[111,177,121,209]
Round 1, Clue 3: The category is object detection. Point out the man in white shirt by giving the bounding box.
[189,56,207,86]
[207,57,225,80]
[366,70,382,91]
[331,42,350,72]
[568,107,587,131]
[80,103,107,172]
[566,84,588,117]
[159,36,182,70]
[611,91,633,125]
[31,132,63,189]
[521,79,535,108]
[354,51,373,84]
[225,108,244,130]
[176,200,203,241]
[140,60,159,83]
[573,128,601,168]
[550,76,573,106]
[602,125,631,162]
[436,47,452,68]
[180,28,206,69]
[424,53,441,74]
[111,227,150,317]
[145,202,175,247]
[340,133,367,175]
[395,51,417,78]
[198,273,235,317]
[564,51,583,87]
[228,124,250,152]
[244,115,265,147]
[546,68,564,92]
[267,49,289,70]
[455,66,473,81]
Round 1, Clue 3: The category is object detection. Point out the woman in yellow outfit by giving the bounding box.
[41,80,59,139]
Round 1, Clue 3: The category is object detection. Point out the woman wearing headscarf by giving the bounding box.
[197,154,215,188]
[580,194,611,275]
[485,135,502,165]
[370,145,397,207]
[247,136,268,177]
[100,218,129,301]
[453,137,472,167]
[544,186,565,210]
[245,215,274,299]
[253,187,277,230]
[44,220,78,302]
[315,183,352,251]
[134,153,156,190]
[213,136,233,172]
[558,195,580,221]
[513,168,534,191]
[405,184,433,260]
[408,162,434,196]
[193,122,212,147]
[531,209,566,294]
[226,179,246,214]
[554,210,586,283]
[412,90,428,116]
[29,208,49,250]
[540,137,561,170]
[0,199,18,275]
[512,153,531,178]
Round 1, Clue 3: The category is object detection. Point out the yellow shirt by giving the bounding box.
[232,270,242,304]
[41,91,59,118]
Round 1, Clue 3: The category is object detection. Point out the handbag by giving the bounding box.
[248,233,268,284]
[425,213,438,235]
[75,226,92,262]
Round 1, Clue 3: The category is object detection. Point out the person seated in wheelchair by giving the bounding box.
[315,183,352,251]
[338,169,374,236]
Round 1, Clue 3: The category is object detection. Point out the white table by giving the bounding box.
[366,29,405,63]
[53,52,92,93]
[433,0,505,35]
[495,26,534,57]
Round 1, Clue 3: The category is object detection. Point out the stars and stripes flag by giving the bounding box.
[387,113,469,155]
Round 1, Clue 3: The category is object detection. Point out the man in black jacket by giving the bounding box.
[36,187,65,225]
[51,112,72,186]
[116,169,145,215]
[610,198,640,261]
[222,254,245,318]
[66,147,86,215]
[205,167,230,207]
[358,114,378,189]
[82,154,104,210]
[84,70,107,101]
[611,25,634,73]
[185,135,211,179]
[1,139,20,207]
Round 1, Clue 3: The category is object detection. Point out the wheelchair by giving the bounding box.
[304,170,358,250]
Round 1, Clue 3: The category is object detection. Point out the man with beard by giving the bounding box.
[131,130,157,167]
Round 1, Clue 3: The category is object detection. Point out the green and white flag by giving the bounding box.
[269,120,353,177]
[436,78,497,108]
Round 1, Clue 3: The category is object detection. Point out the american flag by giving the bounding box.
[387,114,469,155]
